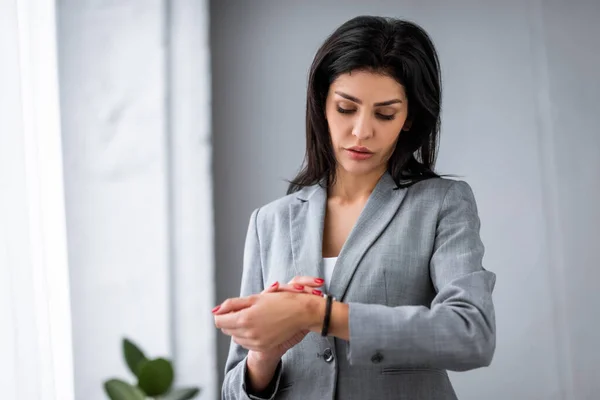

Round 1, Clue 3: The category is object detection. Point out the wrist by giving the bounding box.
[246,351,280,394]
[248,350,281,367]
[300,294,325,333]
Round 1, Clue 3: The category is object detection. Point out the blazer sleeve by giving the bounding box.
[347,180,497,371]
[222,208,285,400]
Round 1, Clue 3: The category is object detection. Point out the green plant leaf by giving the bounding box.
[159,387,201,400]
[104,379,146,400]
[137,358,174,396]
[123,338,148,377]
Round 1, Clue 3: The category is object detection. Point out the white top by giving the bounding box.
[323,257,338,291]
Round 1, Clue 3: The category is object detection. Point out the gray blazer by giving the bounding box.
[222,173,496,400]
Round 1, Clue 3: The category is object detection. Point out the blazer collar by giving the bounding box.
[289,172,407,301]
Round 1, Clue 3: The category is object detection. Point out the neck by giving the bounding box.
[329,167,385,202]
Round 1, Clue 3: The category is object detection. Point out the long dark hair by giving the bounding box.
[287,16,442,195]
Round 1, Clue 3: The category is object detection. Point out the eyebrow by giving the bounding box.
[334,91,403,106]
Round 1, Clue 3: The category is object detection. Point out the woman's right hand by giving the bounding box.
[252,276,325,360]
[243,276,324,393]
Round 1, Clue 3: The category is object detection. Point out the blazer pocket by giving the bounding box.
[381,367,445,376]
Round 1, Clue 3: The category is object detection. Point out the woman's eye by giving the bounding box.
[377,113,395,121]
[337,106,355,114]
[336,106,395,121]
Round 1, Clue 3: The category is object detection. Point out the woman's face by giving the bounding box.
[325,70,410,178]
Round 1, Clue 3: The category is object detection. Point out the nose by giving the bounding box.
[352,113,374,140]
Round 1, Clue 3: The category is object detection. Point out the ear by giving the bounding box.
[402,120,412,131]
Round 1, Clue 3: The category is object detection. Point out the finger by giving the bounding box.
[221,328,251,339]
[231,336,261,352]
[231,335,249,348]
[224,329,272,352]
[234,335,276,353]
[276,283,323,296]
[261,281,279,294]
[214,310,249,330]
[288,276,325,288]
[212,296,256,315]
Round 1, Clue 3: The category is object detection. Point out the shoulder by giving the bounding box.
[406,177,479,217]
[250,185,317,227]
[407,177,476,202]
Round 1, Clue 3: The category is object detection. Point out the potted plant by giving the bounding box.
[103,338,200,400]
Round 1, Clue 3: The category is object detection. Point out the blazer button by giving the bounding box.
[323,348,334,363]
[371,352,384,364]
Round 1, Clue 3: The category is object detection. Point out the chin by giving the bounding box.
[338,161,380,176]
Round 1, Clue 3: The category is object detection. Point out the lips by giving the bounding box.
[347,146,373,154]
[345,147,374,160]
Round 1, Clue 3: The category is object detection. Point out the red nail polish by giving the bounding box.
[312,289,322,296]
[315,278,325,284]
[270,281,278,288]
[212,305,221,313]
[294,284,304,290]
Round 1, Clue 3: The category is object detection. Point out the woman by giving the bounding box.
[214,15,496,400]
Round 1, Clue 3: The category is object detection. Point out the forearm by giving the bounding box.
[346,271,496,370]
[347,301,495,370]
[300,273,495,371]
[222,351,282,400]
[245,351,280,393]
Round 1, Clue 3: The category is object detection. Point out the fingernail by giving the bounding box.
[212,305,221,313]
[294,284,304,290]
[315,278,324,285]
[270,281,278,288]
[312,289,322,296]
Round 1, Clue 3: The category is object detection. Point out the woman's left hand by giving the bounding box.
[214,291,316,352]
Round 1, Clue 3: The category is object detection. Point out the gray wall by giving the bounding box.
[211,1,600,398]
[539,2,600,398]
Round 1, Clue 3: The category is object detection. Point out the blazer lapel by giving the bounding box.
[289,184,327,281]
[329,173,408,301]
